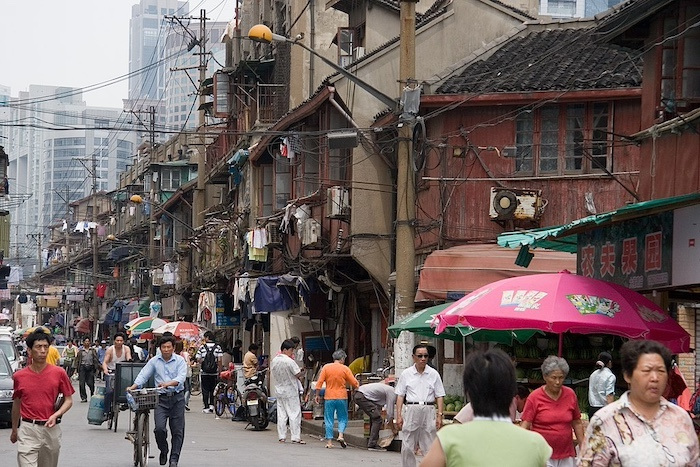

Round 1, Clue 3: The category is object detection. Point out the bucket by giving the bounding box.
[87,386,105,425]
[302,411,313,420]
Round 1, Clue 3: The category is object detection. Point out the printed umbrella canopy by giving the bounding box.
[388,303,539,345]
[125,317,169,337]
[432,270,691,354]
[152,321,209,340]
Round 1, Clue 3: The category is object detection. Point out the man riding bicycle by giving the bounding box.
[127,335,187,467]
[102,332,132,421]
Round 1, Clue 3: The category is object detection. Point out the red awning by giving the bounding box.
[415,244,577,301]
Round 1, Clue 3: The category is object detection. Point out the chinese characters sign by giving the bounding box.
[577,212,672,290]
[215,293,240,327]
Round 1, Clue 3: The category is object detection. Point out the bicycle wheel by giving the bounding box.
[135,412,149,467]
[226,386,239,417]
[214,391,225,417]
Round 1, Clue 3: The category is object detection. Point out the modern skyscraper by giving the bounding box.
[5,85,137,275]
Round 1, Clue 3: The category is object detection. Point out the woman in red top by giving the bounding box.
[521,356,584,467]
[314,349,359,448]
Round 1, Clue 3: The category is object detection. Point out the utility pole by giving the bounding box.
[194,8,208,230]
[394,0,418,375]
[148,104,156,297]
[91,153,99,324]
[64,184,71,338]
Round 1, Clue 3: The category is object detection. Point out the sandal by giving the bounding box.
[338,438,347,449]
[326,443,333,449]
[278,439,286,443]
[291,440,306,444]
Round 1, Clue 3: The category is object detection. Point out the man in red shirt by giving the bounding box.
[11,330,75,467]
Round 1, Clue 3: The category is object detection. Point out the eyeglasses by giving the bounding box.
[414,354,429,359]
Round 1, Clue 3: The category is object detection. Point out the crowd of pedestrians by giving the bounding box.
[7,324,700,467]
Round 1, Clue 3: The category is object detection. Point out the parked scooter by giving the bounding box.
[241,369,269,430]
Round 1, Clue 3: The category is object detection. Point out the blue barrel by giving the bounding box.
[87,386,106,425]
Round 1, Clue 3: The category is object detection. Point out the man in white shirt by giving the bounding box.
[270,339,305,444]
[395,344,445,467]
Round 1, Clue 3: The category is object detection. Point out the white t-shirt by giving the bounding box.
[271,353,301,398]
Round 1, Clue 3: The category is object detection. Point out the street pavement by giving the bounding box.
[0,379,400,466]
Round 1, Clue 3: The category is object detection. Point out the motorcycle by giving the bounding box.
[241,369,269,430]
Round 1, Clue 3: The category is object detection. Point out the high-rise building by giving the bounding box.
[5,85,137,275]
[538,0,626,18]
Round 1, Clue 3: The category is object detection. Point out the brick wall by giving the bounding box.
[676,305,696,387]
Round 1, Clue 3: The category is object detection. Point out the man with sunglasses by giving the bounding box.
[395,344,445,467]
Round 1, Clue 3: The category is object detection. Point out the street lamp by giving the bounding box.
[247,24,396,110]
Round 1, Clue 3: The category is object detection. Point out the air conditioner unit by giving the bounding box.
[489,187,543,221]
[267,221,281,245]
[326,186,350,217]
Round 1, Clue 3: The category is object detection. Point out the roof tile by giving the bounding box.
[436,27,642,94]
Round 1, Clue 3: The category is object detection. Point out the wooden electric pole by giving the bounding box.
[394,0,418,375]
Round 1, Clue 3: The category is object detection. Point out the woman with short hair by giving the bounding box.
[521,356,583,467]
[578,340,699,466]
[314,349,359,448]
[421,349,551,466]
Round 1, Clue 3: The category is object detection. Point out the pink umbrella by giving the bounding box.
[432,270,691,354]
[151,321,209,340]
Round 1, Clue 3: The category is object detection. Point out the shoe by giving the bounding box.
[81,399,87,403]
[159,451,168,465]
[185,405,190,412]
[368,446,387,452]
[338,438,347,449]
[202,408,212,413]
[209,405,215,411]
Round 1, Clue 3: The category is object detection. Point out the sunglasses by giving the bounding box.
[414,354,429,359]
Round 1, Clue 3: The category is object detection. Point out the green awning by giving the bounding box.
[498,192,700,252]
[388,303,539,345]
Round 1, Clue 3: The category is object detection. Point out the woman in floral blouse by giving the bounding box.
[578,340,699,466]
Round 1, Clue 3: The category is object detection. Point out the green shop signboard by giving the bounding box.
[577,211,672,290]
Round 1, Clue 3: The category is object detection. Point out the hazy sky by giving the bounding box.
[2,0,235,109]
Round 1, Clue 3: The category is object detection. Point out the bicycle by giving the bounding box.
[214,366,241,418]
[126,388,159,467]
[190,364,201,396]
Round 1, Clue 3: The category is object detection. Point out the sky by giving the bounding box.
[1,0,235,109]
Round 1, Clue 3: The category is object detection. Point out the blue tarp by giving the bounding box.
[254,276,295,312]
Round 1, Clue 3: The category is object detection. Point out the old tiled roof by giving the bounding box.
[436,27,642,94]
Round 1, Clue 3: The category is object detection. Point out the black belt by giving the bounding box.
[405,401,434,405]
[22,417,60,425]
[160,391,183,397]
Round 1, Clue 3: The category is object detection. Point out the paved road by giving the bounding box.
[0,380,400,466]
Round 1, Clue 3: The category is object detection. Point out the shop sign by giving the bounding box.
[577,212,672,290]
[215,293,240,327]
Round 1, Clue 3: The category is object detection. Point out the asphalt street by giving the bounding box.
[0,379,400,466]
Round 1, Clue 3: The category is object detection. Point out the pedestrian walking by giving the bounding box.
[395,344,446,467]
[61,340,77,378]
[128,335,187,467]
[587,351,616,419]
[521,356,583,467]
[73,337,100,402]
[353,382,397,451]
[314,349,359,449]
[96,340,108,381]
[421,349,551,467]
[270,339,306,444]
[196,331,222,413]
[175,340,192,411]
[11,329,75,467]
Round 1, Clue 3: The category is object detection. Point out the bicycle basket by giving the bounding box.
[127,389,159,411]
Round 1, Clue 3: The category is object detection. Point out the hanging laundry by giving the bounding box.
[129,206,136,216]
[95,283,107,298]
[162,263,176,285]
[97,225,106,236]
[62,220,68,231]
